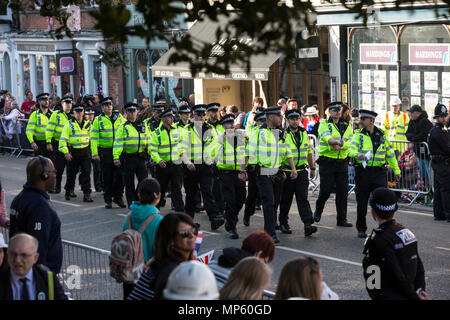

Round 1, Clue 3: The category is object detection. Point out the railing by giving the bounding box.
[0,118,33,157]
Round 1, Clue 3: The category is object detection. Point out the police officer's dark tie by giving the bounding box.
[20,278,30,300]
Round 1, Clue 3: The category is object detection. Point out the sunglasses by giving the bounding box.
[195,112,206,116]
[176,227,198,238]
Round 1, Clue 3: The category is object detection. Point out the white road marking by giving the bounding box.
[398,210,433,217]
[201,231,220,236]
[116,214,128,217]
[435,247,450,252]
[64,219,121,232]
[315,224,335,230]
[277,246,362,267]
[51,200,82,207]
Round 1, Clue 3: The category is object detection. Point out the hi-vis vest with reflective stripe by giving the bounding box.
[26,109,52,143]
[210,129,246,171]
[58,119,91,154]
[45,111,69,143]
[282,128,312,171]
[90,113,126,157]
[317,118,353,159]
[180,122,217,163]
[246,124,292,169]
[113,121,150,160]
[383,111,409,140]
[149,123,183,164]
[206,120,225,136]
[348,127,401,175]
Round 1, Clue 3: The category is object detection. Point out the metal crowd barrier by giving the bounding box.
[308,134,320,192]
[347,140,433,206]
[0,118,33,157]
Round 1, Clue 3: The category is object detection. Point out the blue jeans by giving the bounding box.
[417,158,430,183]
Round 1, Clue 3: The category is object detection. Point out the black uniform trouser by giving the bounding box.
[256,173,283,236]
[279,170,314,226]
[92,158,103,191]
[212,166,225,213]
[100,148,124,203]
[432,161,450,220]
[65,147,91,195]
[184,164,219,220]
[244,168,259,217]
[221,171,246,231]
[51,140,66,189]
[156,164,184,212]
[355,166,387,232]
[121,154,148,207]
[315,160,349,224]
[35,140,52,158]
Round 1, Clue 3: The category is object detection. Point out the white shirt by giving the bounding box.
[10,268,36,300]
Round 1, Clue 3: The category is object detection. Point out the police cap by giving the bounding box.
[265,106,282,116]
[369,187,398,214]
[327,101,343,111]
[100,96,113,105]
[36,92,50,100]
[358,109,378,119]
[433,103,448,119]
[207,102,220,112]
[124,102,139,111]
[285,109,301,119]
[219,114,236,125]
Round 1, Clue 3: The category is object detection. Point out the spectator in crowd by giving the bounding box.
[0,233,67,300]
[0,90,8,114]
[0,233,8,271]
[287,99,298,111]
[342,104,351,122]
[275,256,323,300]
[48,95,60,112]
[20,90,35,120]
[405,105,433,191]
[9,157,63,274]
[142,97,150,110]
[163,260,219,300]
[219,256,272,300]
[219,105,227,120]
[2,100,24,135]
[395,143,418,202]
[208,230,275,288]
[243,96,264,129]
[0,177,9,227]
[302,105,320,133]
[228,105,245,129]
[127,213,197,300]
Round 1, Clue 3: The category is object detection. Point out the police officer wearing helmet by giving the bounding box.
[91,97,126,209]
[349,109,401,238]
[113,102,150,207]
[363,187,426,300]
[26,93,53,157]
[314,102,353,228]
[59,103,93,202]
[427,103,450,222]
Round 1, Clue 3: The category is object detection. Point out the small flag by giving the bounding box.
[79,73,85,97]
[193,230,203,259]
[197,250,215,265]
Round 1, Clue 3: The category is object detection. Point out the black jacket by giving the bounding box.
[0,265,67,300]
[405,112,433,156]
[363,219,426,300]
[217,247,252,268]
[9,183,63,274]
[427,123,450,157]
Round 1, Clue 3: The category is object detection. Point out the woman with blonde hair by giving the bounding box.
[275,256,323,300]
[219,256,272,300]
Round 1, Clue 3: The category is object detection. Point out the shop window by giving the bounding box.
[22,55,31,94]
[49,56,58,96]
[135,49,149,102]
[399,24,450,115]
[93,59,103,94]
[36,55,44,94]
[349,26,396,118]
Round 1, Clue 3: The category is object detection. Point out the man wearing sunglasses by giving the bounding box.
[26,93,53,158]
[349,109,401,238]
[45,94,73,194]
[180,104,225,231]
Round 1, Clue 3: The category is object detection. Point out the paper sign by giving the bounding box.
[374,70,386,88]
[442,72,450,96]
[410,71,421,96]
[424,72,438,91]
[424,93,439,115]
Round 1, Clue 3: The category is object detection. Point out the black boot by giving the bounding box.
[65,193,71,201]
[210,216,225,231]
[280,223,292,234]
[228,229,239,239]
[243,213,250,227]
[69,191,77,198]
[313,211,322,223]
[105,201,112,209]
[113,198,126,208]
[83,194,93,203]
[304,224,318,237]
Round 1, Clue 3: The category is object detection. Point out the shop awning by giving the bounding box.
[316,6,450,26]
[151,14,294,81]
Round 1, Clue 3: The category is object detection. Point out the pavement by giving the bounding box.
[1,153,449,300]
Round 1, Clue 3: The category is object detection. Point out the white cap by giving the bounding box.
[0,233,7,249]
[390,96,402,106]
[304,106,318,116]
[163,261,219,300]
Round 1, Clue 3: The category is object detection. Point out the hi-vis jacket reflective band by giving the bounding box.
[90,113,126,157]
[348,127,401,175]
[246,124,292,169]
[113,121,150,160]
[46,111,69,143]
[282,128,312,171]
[210,130,247,171]
[149,123,184,164]
[383,111,409,138]
[206,120,225,136]
[179,122,217,163]
[26,109,52,143]
[58,119,91,154]
[317,118,353,159]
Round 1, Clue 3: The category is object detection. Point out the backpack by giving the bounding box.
[109,213,160,284]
